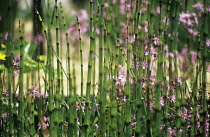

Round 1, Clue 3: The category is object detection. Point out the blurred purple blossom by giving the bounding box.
[192,2,204,13]
[179,128,183,136]
[116,74,126,85]
[116,65,127,85]
[187,28,198,37]
[177,77,183,84]
[207,6,210,12]
[122,96,126,102]
[34,34,44,43]
[191,51,197,64]
[152,37,160,45]
[1,112,7,119]
[206,119,209,135]
[131,122,137,127]
[150,73,157,86]
[168,127,176,136]
[151,51,158,61]
[160,124,165,130]
[120,22,127,37]
[132,61,140,70]
[179,12,198,26]
[28,86,46,98]
[150,101,154,111]
[27,117,31,122]
[13,56,20,67]
[68,10,89,42]
[206,39,210,47]
[142,61,148,69]
[14,70,20,76]
[44,116,50,122]
[128,35,135,43]
[162,17,170,26]
[71,10,88,22]
[160,96,164,107]
[104,3,108,8]
[94,124,99,130]
[168,95,176,103]
[155,6,161,14]
[38,122,49,130]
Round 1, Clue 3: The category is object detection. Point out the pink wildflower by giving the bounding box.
[168,127,176,136]
[179,12,198,26]
[155,6,161,14]
[128,35,135,43]
[78,10,88,22]
[160,96,164,107]
[192,2,204,13]
[207,6,210,12]
[168,95,176,103]
[187,28,198,37]
[116,74,126,85]
[34,34,44,43]
[71,10,78,16]
[131,122,137,127]
[152,51,158,61]
[122,96,126,102]
[94,124,99,130]
[150,74,157,86]
[104,3,108,8]
[160,124,166,130]
[13,57,20,67]
[44,117,50,122]
[191,51,197,64]
[142,61,148,69]
[14,70,20,76]
[1,112,7,120]
[206,39,210,47]
[152,37,160,45]
[177,77,183,84]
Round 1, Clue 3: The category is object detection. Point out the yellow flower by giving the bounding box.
[0,53,6,60]
[1,44,6,48]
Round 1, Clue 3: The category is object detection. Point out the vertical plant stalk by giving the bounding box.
[35,3,54,135]
[18,20,24,137]
[54,0,60,135]
[98,0,106,136]
[59,2,71,97]
[5,1,15,135]
[135,1,146,136]
[59,2,74,135]
[154,44,163,136]
[76,16,84,136]
[47,1,55,134]
[84,0,94,136]
[125,1,131,136]
[201,0,208,135]
[72,63,78,136]
[110,33,120,137]
[76,16,84,98]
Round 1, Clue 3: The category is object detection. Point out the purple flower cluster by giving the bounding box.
[28,86,47,98]
[179,12,198,27]
[68,9,89,43]
[38,116,50,130]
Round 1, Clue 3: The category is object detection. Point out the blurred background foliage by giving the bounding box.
[0,0,209,59]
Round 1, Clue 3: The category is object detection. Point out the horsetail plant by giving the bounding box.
[1,0,210,137]
[18,20,25,137]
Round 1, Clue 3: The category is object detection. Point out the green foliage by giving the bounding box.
[0,0,210,137]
